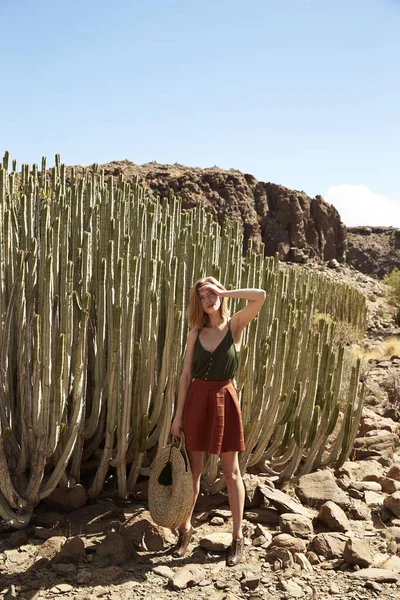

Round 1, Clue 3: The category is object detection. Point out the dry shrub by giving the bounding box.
[382,375,400,410]
[353,336,400,362]
[333,320,363,346]
[384,268,400,306]
[336,347,369,407]
[312,311,363,347]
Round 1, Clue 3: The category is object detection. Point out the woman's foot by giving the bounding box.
[172,526,194,558]
[226,536,244,566]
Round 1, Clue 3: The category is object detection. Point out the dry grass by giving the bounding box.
[352,336,400,362]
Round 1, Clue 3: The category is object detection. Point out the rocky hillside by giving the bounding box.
[68,161,347,264]
[67,160,400,277]
[347,227,400,278]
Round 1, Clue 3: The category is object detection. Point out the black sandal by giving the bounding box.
[172,526,194,558]
[226,537,244,566]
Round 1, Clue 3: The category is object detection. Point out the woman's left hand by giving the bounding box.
[199,282,224,297]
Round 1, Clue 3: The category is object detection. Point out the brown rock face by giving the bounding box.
[346,227,400,277]
[261,184,346,262]
[67,161,346,262]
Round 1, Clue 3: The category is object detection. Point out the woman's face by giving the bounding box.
[198,287,221,315]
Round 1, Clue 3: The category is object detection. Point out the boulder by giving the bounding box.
[279,513,313,538]
[296,470,350,509]
[310,533,348,559]
[343,538,372,567]
[317,501,351,532]
[93,532,134,567]
[44,485,87,511]
[384,491,400,518]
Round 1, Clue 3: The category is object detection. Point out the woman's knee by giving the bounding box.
[224,466,242,485]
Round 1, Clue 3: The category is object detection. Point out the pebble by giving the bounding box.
[50,584,74,593]
[210,517,225,526]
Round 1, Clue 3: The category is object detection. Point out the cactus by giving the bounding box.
[0,152,367,525]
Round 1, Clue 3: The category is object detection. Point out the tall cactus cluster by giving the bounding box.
[0,153,366,527]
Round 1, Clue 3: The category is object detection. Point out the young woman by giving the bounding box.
[171,276,266,566]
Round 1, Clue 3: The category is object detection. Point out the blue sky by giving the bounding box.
[1,0,399,226]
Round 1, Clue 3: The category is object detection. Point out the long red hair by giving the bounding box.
[187,276,230,329]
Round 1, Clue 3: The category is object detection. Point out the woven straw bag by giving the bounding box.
[148,433,194,529]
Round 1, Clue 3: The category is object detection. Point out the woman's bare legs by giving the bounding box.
[173,450,204,557]
[220,451,245,540]
[179,450,205,532]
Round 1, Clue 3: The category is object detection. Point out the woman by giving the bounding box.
[171,276,266,566]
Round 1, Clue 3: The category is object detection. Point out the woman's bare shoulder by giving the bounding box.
[187,328,199,342]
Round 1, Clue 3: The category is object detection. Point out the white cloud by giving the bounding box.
[324,185,400,228]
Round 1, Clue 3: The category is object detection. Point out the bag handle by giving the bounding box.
[171,431,186,452]
[172,432,191,472]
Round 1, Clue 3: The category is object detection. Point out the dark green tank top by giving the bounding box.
[191,321,239,381]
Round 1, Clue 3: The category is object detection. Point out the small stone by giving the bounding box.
[253,523,272,541]
[351,480,382,492]
[265,547,294,569]
[76,569,92,584]
[365,581,382,591]
[311,533,347,559]
[351,568,399,582]
[211,508,232,519]
[252,535,268,547]
[37,536,67,559]
[53,536,86,564]
[277,578,304,597]
[199,532,232,551]
[152,565,174,580]
[241,575,260,590]
[381,477,400,494]
[210,517,225,526]
[343,538,372,567]
[305,551,319,565]
[293,553,313,572]
[364,490,384,509]
[386,465,400,481]
[50,583,74,593]
[171,565,204,590]
[269,533,307,553]
[45,484,87,510]
[195,511,209,522]
[384,491,400,518]
[279,513,313,538]
[317,501,351,532]
[382,555,400,572]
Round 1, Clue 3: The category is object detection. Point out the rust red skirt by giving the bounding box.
[183,379,245,454]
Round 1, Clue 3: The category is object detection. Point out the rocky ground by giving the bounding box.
[1,265,400,600]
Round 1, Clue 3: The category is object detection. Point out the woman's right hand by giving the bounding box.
[171,414,183,437]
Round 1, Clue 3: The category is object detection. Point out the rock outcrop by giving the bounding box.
[67,161,347,263]
[347,227,400,277]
